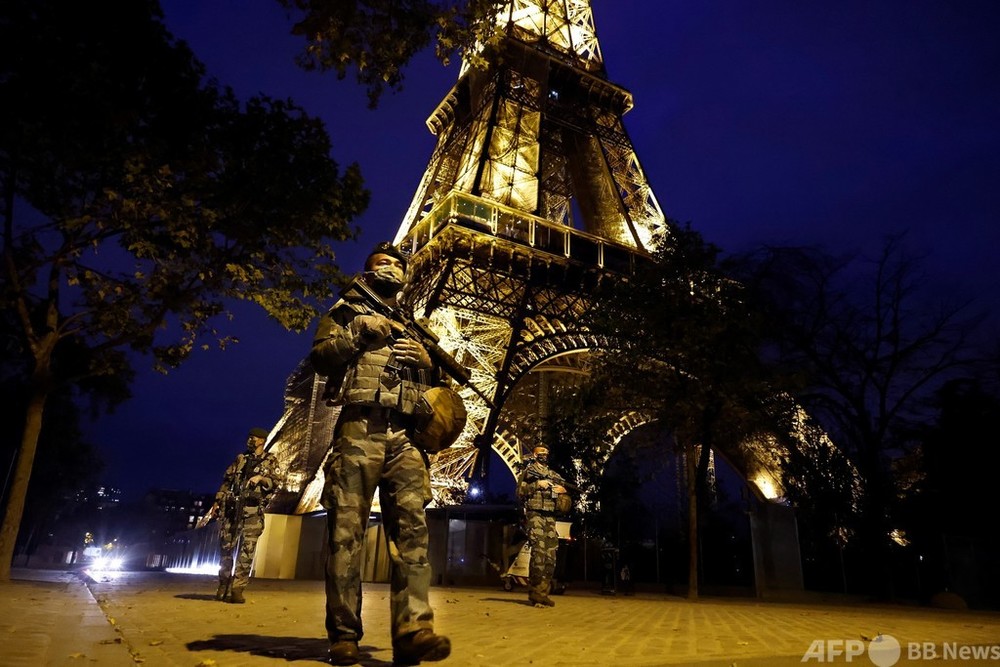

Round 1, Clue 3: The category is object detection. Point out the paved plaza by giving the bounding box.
[1,568,998,666]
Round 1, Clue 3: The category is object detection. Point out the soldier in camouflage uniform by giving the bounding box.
[517,445,568,607]
[310,242,452,666]
[210,427,279,604]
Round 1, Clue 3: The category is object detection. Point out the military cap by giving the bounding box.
[248,427,269,439]
[365,241,407,272]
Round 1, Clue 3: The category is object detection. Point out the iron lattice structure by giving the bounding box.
[389,0,671,498]
[264,0,799,514]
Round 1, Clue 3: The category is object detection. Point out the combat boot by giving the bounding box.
[529,593,555,607]
[392,629,451,665]
[228,588,245,604]
[529,580,556,607]
[539,579,556,606]
[215,583,228,601]
[328,640,359,665]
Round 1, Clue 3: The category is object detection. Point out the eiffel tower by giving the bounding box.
[390,0,667,497]
[264,0,789,516]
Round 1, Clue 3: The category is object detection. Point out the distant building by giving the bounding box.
[107,488,215,570]
[72,485,122,510]
[141,488,214,536]
[15,484,125,568]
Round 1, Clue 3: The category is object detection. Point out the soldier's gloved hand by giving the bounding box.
[391,338,433,369]
[353,314,393,344]
[553,485,567,494]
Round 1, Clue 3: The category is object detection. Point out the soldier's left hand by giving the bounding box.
[392,338,433,369]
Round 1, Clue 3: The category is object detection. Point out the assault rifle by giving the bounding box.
[344,275,496,409]
[524,464,579,493]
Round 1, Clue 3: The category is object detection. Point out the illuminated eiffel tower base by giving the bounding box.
[265,1,792,515]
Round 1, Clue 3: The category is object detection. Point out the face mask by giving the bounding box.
[369,264,405,297]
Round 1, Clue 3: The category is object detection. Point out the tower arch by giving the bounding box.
[262,1,834,516]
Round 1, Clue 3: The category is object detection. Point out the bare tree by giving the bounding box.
[738,235,983,596]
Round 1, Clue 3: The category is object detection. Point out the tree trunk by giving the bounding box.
[0,363,51,581]
[686,446,699,600]
[858,437,895,600]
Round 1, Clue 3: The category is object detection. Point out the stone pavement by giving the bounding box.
[2,568,999,666]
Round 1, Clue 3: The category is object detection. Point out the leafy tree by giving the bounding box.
[0,267,127,569]
[0,0,368,579]
[737,236,983,597]
[544,381,669,540]
[573,223,791,598]
[277,0,506,106]
[2,386,104,564]
[778,414,861,592]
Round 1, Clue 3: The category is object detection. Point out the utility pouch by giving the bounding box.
[554,492,573,516]
[409,386,468,453]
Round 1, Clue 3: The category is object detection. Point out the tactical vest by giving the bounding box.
[313,298,436,415]
[219,452,278,510]
[518,461,565,513]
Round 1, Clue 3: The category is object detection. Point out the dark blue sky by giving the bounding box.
[88,0,1000,501]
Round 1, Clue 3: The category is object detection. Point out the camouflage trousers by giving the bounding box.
[219,507,265,591]
[525,511,559,595]
[321,405,434,643]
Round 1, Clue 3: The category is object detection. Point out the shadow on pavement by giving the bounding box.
[187,634,336,663]
[479,596,534,606]
[186,635,401,666]
[174,592,218,601]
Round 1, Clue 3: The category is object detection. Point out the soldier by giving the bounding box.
[310,242,452,666]
[208,427,279,604]
[516,444,568,607]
